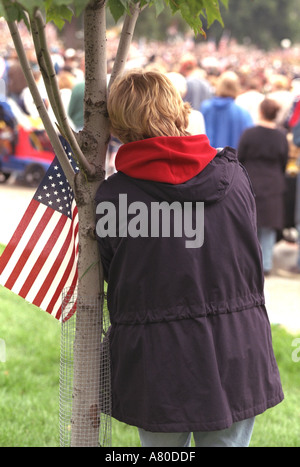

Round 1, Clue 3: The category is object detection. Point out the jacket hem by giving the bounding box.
[111,391,284,433]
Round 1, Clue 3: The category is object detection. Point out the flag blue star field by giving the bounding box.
[0,143,79,320]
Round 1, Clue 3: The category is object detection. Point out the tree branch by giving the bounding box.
[81,0,109,170]
[30,13,61,127]
[108,3,141,91]
[84,0,107,128]
[6,20,76,187]
[30,10,94,177]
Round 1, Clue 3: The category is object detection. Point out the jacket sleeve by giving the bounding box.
[237,130,249,163]
[95,184,115,283]
[96,236,113,283]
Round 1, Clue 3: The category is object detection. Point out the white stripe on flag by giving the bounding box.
[38,203,79,314]
[0,203,46,285]
[24,214,75,303]
[39,234,79,315]
[10,209,64,296]
[47,248,79,319]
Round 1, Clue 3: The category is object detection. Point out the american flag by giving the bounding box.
[0,143,79,320]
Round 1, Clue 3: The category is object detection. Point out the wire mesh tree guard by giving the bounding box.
[59,287,111,447]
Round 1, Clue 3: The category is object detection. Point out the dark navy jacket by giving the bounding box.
[95,135,283,432]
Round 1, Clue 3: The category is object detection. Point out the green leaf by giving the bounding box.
[73,0,91,16]
[0,0,228,35]
[17,0,42,15]
[0,0,31,27]
[153,0,165,17]
[46,5,74,29]
[203,0,223,27]
[165,0,228,35]
[48,0,73,5]
[0,0,79,23]
[167,0,204,35]
[221,0,229,8]
[107,0,126,22]
[45,0,90,17]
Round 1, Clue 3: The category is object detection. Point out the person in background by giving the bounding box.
[95,69,283,448]
[57,69,76,113]
[166,71,206,135]
[179,57,213,110]
[6,61,27,105]
[20,66,48,129]
[235,75,264,124]
[267,74,294,131]
[288,98,300,274]
[238,98,289,275]
[293,170,300,273]
[201,71,253,148]
[68,80,84,131]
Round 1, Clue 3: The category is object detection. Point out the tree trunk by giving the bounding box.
[5,0,139,447]
[69,0,109,447]
[69,201,104,447]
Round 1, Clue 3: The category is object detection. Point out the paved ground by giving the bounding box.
[0,183,35,245]
[265,240,300,334]
[0,183,299,334]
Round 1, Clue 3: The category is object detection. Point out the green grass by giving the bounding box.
[0,286,61,446]
[249,325,300,447]
[0,243,299,447]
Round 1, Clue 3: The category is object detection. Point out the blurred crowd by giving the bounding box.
[0,18,299,275]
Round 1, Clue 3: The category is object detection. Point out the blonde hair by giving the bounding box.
[107,69,191,143]
[216,71,241,98]
[57,70,76,90]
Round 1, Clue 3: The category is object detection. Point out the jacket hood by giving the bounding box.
[114,135,237,204]
[115,134,217,185]
[208,96,234,108]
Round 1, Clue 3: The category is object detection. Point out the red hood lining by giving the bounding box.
[115,135,217,185]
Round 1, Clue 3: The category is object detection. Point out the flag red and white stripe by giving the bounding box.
[0,152,79,320]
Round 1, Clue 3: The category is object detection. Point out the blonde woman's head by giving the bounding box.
[215,71,241,99]
[107,69,191,143]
